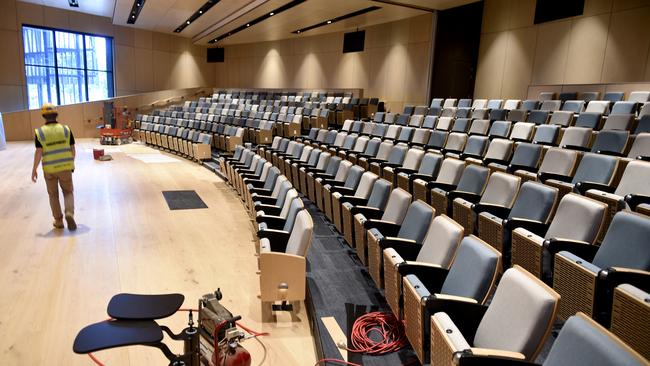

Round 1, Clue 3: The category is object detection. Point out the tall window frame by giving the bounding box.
[22,24,115,109]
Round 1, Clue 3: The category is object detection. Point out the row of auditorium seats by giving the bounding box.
[242,103,649,364]
[219,145,315,310]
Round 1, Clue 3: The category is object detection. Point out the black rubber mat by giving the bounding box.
[162,190,208,210]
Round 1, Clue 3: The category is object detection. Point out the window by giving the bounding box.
[23,25,114,109]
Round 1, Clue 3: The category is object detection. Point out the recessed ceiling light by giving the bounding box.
[269,12,274,16]
[327,20,332,24]
[186,20,191,24]
[246,23,250,27]
[199,10,203,14]
[131,15,135,18]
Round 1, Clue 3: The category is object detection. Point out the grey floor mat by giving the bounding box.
[162,190,208,210]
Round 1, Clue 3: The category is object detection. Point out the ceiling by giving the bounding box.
[18,0,479,45]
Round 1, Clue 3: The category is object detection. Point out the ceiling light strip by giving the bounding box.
[371,0,435,12]
[127,0,146,24]
[209,0,307,44]
[291,6,381,34]
[174,0,222,33]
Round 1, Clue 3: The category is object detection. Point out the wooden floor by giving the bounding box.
[0,140,317,365]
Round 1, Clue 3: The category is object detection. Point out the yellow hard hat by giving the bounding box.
[41,103,58,117]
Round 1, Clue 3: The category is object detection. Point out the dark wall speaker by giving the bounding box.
[207,47,224,63]
[534,0,584,24]
[343,30,365,53]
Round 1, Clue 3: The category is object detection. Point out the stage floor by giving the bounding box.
[0,140,316,365]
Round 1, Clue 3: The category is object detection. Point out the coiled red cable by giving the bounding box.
[347,311,408,355]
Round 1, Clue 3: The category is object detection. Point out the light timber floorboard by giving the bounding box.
[0,139,317,366]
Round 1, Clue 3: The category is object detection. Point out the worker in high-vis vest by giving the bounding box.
[31,103,77,230]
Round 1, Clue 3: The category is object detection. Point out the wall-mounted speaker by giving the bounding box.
[207,48,224,63]
[343,30,365,53]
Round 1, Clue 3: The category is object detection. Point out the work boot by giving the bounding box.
[65,213,77,231]
[53,219,64,229]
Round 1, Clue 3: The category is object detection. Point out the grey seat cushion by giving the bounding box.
[571,153,617,185]
[543,314,645,366]
[440,236,499,302]
[533,124,559,145]
[510,143,542,169]
[590,130,628,154]
[366,179,392,209]
[473,268,557,358]
[456,165,489,194]
[592,211,650,271]
[509,182,557,222]
[574,112,602,129]
[396,201,434,242]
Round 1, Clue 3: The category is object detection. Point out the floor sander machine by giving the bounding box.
[73,289,253,366]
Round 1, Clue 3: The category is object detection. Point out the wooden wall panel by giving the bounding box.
[476,0,650,99]
[213,14,435,113]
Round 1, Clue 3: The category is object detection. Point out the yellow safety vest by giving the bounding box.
[35,123,75,174]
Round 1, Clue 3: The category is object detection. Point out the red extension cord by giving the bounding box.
[315,311,408,366]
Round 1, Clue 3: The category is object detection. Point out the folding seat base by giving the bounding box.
[307,175,317,202]
[342,205,355,246]
[299,169,309,196]
[369,163,382,176]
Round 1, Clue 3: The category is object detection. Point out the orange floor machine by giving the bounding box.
[73,290,252,366]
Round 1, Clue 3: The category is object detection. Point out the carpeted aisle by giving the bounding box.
[303,197,420,366]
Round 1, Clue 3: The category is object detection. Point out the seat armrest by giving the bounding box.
[473,203,511,218]
[503,218,549,237]
[398,262,449,292]
[507,163,537,174]
[313,172,337,180]
[253,195,277,205]
[257,229,290,247]
[563,144,590,152]
[381,162,402,169]
[254,204,282,215]
[379,237,421,253]
[595,150,624,157]
[456,349,530,366]
[304,167,327,174]
[367,157,388,164]
[545,238,597,262]
[246,179,267,188]
[448,190,481,204]
[424,298,487,341]
[249,187,273,196]
[483,157,509,166]
[330,186,356,195]
[321,178,346,186]
[427,181,457,191]
[364,220,401,235]
[351,206,384,218]
[575,181,614,195]
[599,267,650,294]
[409,173,434,182]
[538,172,571,183]
[255,214,286,229]
[624,193,650,210]
[637,155,650,161]
[340,196,369,206]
